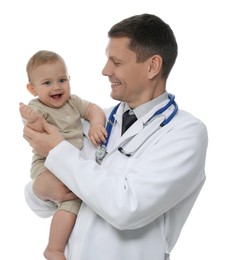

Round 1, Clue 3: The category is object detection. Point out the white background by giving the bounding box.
[1,0,229,259]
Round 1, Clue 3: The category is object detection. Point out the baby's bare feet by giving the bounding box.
[44,247,66,260]
[19,102,39,123]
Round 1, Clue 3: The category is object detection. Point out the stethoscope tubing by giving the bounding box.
[96,94,178,162]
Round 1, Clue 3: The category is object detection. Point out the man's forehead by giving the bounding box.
[105,37,133,57]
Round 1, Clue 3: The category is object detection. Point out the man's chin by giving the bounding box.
[110,93,121,101]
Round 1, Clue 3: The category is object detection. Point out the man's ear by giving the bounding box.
[27,83,37,96]
[147,55,163,79]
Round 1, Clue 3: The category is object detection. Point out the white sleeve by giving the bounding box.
[24,181,57,218]
[45,117,208,230]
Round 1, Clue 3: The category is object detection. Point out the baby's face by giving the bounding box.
[29,60,71,108]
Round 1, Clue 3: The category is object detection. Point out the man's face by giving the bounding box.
[102,37,151,108]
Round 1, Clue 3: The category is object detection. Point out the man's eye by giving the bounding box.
[113,61,121,66]
[59,79,66,83]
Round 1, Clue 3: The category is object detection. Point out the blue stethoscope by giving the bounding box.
[95,93,178,164]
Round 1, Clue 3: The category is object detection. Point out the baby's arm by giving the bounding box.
[84,103,107,146]
[19,102,44,133]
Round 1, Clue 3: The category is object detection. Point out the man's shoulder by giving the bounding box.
[176,110,207,127]
[172,109,208,139]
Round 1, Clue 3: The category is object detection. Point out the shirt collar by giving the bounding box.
[123,92,168,119]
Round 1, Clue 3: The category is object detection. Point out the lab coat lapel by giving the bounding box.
[112,103,166,150]
[118,116,164,155]
[104,98,173,155]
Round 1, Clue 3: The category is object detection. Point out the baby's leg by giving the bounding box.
[44,209,77,260]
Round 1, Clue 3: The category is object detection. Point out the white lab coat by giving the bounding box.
[25,99,208,260]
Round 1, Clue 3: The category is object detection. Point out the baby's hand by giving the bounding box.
[88,124,108,147]
[19,102,39,123]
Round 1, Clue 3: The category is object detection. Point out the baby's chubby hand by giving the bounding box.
[88,124,108,147]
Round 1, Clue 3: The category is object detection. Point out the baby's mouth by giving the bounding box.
[51,93,63,99]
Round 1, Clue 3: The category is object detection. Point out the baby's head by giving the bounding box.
[27,50,66,80]
[26,50,71,108]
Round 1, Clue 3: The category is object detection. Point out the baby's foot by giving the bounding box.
[44,248,66,260]
[19,102,39,123]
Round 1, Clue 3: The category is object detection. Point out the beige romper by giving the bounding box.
[28,94,91,214]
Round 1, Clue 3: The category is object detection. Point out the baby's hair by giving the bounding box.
[26,50,65,82]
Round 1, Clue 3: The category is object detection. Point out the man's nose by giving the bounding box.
[102,61,113,76]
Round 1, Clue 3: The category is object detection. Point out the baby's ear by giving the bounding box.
[27,83,37,96]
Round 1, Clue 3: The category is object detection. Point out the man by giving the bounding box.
[23,13,208,260]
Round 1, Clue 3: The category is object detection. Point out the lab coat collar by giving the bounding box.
[122,92,168,119]
[114,95,172,143]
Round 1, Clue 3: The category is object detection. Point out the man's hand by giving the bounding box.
[33,170,78,202]
[23,117,64,157]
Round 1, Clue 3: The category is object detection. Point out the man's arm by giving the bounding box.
[23,117,63,157]
[25,181,57,218]
[23,119,77,202]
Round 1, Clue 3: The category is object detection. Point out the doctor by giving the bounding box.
[23,13,208,260]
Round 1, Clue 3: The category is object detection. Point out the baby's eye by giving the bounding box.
[43,81,52,86]
[59,78,66,83]
[59,78,69,83]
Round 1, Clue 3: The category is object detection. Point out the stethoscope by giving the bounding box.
[95,93,178,164]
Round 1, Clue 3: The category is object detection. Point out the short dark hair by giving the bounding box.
[108,13,178,79]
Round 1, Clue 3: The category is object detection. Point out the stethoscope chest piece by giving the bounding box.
[95,145,107,164]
